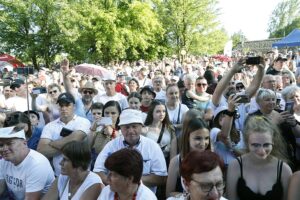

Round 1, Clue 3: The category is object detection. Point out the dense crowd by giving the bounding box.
[0,48,300,200]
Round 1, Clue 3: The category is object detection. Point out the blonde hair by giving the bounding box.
[244,115,289,162]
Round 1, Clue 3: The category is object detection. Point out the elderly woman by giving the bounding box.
[43,141,103,200]
[167,150,227,200]
[98,148,157,200]
[281,85,300,167]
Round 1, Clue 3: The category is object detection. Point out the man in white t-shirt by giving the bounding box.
[153,75,166,103]
[37,92,91,176]
[0,127,54,200]
[93,73,128,110]
[93,109,167,193]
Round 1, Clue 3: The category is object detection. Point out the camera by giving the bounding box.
[32,87,47,95]
[246,57,261,65]
[236,94,250,103]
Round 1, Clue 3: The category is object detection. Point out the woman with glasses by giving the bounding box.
[194,76,213,121]
[227,116,292,200]
[31,83,62,122]
[250,88,298,170]
[167,150,227,200]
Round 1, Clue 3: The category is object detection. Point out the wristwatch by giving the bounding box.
[223,110,236,117]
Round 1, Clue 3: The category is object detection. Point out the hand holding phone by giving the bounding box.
[285,101,294,114]
[246,57,261,65]
[60,127,73,137]
[236,94,250,103]
[32,87,47,95]
[97,117,113,126]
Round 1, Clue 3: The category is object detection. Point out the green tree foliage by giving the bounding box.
[0,0,63,68]
[0,0,228,66]
[231,31,247,49]
[268,0,300,38]
[155,0,228,56]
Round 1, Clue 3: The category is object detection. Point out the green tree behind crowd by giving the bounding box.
[268,0,300,38]
[0,0,228,67]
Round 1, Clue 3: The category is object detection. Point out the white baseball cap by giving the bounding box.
[102,73,116,81]
[118,109,144,126]
[0,126,26,140]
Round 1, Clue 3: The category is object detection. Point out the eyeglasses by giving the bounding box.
[49,90,57,94]
[83,90,94,95]
[191,179,225,194]
[250,143,273,150]
[197,83,207,87]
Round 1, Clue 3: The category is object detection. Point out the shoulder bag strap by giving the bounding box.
[59,177,69,198]
[157,124,165,144]
[176,104,181,124]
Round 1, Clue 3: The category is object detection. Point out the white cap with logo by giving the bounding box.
[0,126,26,139]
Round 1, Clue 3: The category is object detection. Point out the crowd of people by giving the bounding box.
[0,48,300,200]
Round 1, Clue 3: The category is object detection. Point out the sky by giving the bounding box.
[218,0,282,41]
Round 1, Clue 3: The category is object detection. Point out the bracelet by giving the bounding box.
[223,110,236,117]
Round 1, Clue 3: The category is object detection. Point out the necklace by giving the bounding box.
[114,184,139,200]
[68,172,89,199]
[114,191,137,200]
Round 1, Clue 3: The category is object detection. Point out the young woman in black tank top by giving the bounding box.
[226,116,292,200]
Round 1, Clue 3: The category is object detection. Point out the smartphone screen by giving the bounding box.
[97,117,113,126]
[285,101,294,114]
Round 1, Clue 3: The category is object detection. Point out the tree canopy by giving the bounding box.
[0,0,228,67]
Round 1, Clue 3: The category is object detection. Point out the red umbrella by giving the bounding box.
[0,54,25,67]
[75,63,111,78]
[212,55,232,62]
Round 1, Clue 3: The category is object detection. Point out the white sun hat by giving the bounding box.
[118,109,144,126]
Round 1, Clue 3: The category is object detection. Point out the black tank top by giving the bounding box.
[236,157,283,200]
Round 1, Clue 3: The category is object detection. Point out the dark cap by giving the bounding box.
[57,92,75,104]
[275,56,288,62]
[23,110,40,120]
[140,85,156,98]
[12,79,25,85]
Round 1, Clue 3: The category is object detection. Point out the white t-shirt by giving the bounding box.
[98,183,157,200]
[40,115,91,176]
[155,90,166,103]
[93,93,129,110]
[0,150,55,200]
[93,135,167,193]
[167,194,227,200]
[167,103,189,125]
[144,127,172,156]
[5,96,31,112]
[58,172,102,200]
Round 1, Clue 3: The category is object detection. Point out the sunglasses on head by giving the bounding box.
[49,90,57,94]
[197,83,207,87]
[83,90,94,95]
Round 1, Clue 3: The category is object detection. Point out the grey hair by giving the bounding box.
[255,88,276,103]
[281,85,300,101]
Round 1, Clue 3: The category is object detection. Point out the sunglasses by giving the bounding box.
[83,90,94,95]
[236,85,245,90]
[49,90,57,94]
[197,83,207,87]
